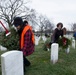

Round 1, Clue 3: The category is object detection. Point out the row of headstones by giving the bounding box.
[0,35,74,50]
[51,39,76,64]
[0,35,73,49]
[35,36,47,45]
[35,35,74,46]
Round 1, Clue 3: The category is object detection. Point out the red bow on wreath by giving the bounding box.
[0,21,11,36]
[62,37,67,46]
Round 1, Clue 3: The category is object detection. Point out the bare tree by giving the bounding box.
[71,23,76,31]
[22,9,38,30]
[44,18,54,33]
[38,15,54,35]
[0,0,54,32]
[0,0,30,27]
[38,15,46,32]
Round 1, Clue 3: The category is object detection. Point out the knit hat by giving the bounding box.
[57,22,63,28]
[13,17,23,27]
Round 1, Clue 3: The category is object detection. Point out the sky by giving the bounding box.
[29,0,76,30]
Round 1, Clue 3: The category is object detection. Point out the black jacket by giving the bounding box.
[52,28,63,43]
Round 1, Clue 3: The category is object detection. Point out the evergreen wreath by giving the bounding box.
[0,28,19,50]
[58,37,71,49]
[43,37,51,51]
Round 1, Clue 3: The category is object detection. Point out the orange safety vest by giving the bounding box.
[20,25,35,49]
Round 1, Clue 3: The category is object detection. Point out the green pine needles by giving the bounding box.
[0,28,19,50]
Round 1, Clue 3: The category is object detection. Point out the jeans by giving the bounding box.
[23,56,31,72]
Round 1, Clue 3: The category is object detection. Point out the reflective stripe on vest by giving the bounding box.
[20,25,35,49]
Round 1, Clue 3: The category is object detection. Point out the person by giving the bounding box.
[63,27,67,35]
[13,17,35,72]
[51,22,63,43]
[73,31,76,40]
[62,27,67,46]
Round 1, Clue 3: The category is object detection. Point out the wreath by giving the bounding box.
[58,37,71,49]
[43,37,51,51]
[0,28,19,50]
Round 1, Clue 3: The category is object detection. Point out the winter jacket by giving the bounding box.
[20,25,35,56]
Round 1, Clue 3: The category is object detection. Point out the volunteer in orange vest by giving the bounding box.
[13,17,35,72]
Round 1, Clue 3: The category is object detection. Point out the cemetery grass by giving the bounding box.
[0,40,76,75]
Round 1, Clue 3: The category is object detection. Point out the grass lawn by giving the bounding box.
[0,39,76,75]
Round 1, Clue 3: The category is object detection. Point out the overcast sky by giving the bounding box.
[29,0,76,30]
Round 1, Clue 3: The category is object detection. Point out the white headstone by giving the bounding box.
[65,35,72,39]
[51,43,59,64]
[72,39,75,49]
[47,48,50,51]
[35,36,40,45]
[65,46,70,54]
[1,51,24,75]
[0,45,7,51]
[42,36,47,42]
